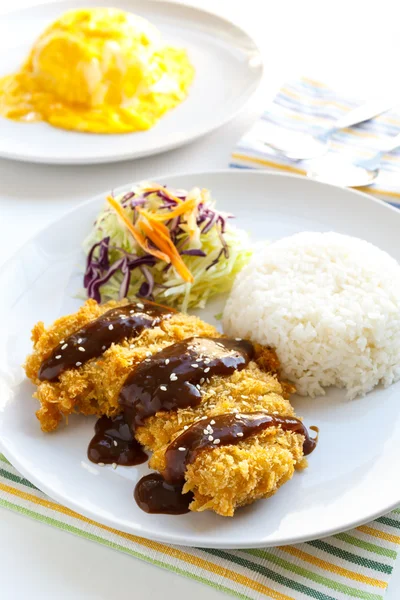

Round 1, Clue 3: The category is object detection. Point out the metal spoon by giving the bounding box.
[260,99,399,161]
[307,132,400,188]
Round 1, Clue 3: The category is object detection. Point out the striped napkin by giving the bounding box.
[3,78,400,599]
[231,77,400,206]
[1,448,400,599]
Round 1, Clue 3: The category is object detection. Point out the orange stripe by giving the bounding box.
[232,153,306,175]
[279,546,386,589]
[357,525,400,545]
[0,481,294,600]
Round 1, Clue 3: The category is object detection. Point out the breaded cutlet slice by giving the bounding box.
[137,359,305,517]
[24,299,218,432]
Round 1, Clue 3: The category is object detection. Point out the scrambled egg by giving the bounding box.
[0,8,194,133]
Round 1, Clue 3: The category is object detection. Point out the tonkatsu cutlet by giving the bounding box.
[25,299,217,432]
[25,299,315,517]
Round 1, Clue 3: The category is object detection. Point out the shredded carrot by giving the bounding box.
[106,196,170,263]
[139,197,197,221]
[138,217,194,283]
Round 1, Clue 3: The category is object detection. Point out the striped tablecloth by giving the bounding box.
[2,78,400,599]
[231,77,400,206]
[1,450,400,600]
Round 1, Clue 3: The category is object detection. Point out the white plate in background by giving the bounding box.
[1,170,400,548]
[0,0,263,164]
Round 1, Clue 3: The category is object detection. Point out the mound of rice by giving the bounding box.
[223,232,400,399]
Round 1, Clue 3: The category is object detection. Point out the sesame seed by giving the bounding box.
[103,346,107,351]
[137,302,144,309]
[178,447,186,451]
[145,358,151,362]
[206,378,210,384]
[108,324,114,330]
[196,384,201,390]
[208,435,213,441]
[60,340,65,344]
[199,378,205,384]
[76,362,82,367]
[77,338,83,344]
[204,358,210,364]
[210,420,215,425]
[146,351,152,357]
[201,416,207,420]
[204,367,210,373]
[213,438,220,444]
[98,462,105,466]
[196,358,202,362]
[191,364,198,368]
[130,310,135,314]
[170,373,178,381]
[112,463,117,469]
[61,343,68,350]
[235,337,242,341]
[183,425,189,430]
[165,359,170,365]
[55,355,61,359]
[78,346,85,352]
[160,385,167,391]
[203,429,209,434]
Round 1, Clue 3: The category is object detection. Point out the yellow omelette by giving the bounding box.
[0,8,194,133]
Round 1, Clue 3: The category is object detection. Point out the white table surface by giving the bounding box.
[2,0,400,598]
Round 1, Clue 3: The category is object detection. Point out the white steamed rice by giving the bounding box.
[223,232,400,399]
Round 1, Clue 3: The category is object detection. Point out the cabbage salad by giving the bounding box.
[83,182,252,311]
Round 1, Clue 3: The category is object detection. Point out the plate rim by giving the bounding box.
[0,0,264,165]
[2,169,400,548]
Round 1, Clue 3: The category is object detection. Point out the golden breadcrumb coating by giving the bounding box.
[143,362,305,516]
[25,299,217,432]
[25,299,307,517]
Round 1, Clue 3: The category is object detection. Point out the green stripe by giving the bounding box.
[0,498,252,600]
[334,533,397,560]
[0,467,38,490]
[308,540,392,575]
[204,548,337,600]
[376,516,400,530]
[392,508,400,514]
[244,549,383,600]
[0,454,11,465]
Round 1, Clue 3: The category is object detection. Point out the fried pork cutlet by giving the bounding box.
[25,299,217,432]
[25,299,314,517]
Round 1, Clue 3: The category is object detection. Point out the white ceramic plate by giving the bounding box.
[0,0,262,165]
[1,170,400,549]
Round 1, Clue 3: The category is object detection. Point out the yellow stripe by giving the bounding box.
[232,153,400,200]
[232,152,306,175]
[0,481,294,600]
[279,546,386,589]
[300,77,328,89]
[357,525,400,545]
[280,87,351,112]
[357,187,400,200]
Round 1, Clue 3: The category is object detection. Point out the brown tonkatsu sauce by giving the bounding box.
[88,415,147,466]
[134,473,193,515]
[52,300,318,515]
[135,412,318,514]
[163,412,318,484]
[119,336,254,431]
[38,302,173,382]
